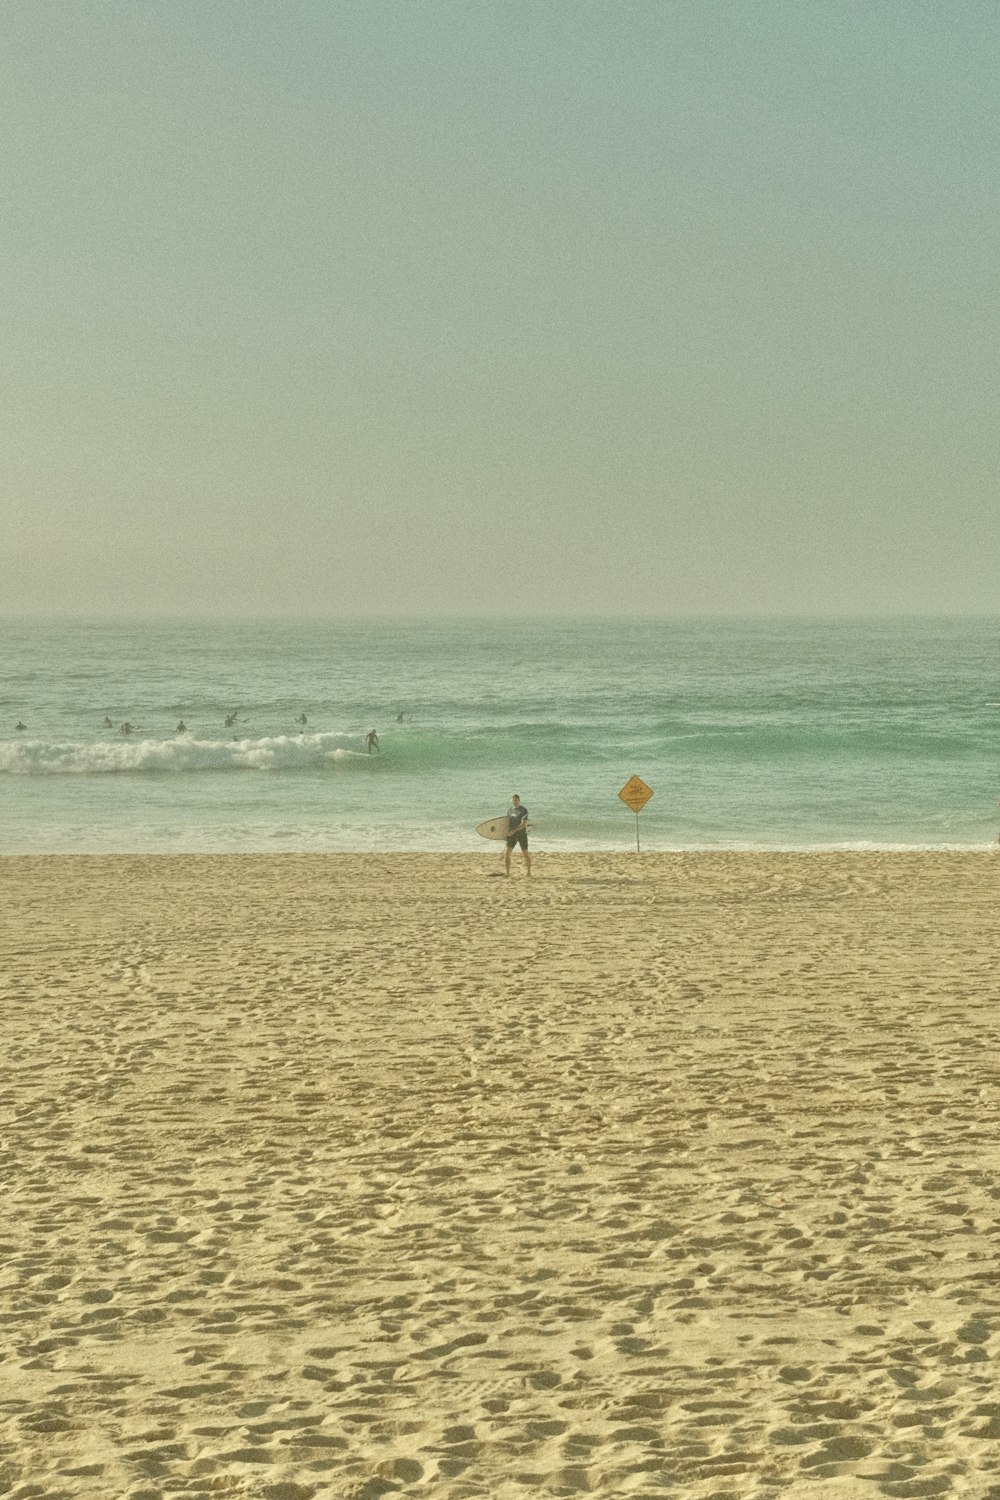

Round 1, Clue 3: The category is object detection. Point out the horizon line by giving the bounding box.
[4,609,1000,626]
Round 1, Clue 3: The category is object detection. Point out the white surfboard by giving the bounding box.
[476,816,531,841]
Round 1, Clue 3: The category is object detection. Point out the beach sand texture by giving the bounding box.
[2,852,999,1500]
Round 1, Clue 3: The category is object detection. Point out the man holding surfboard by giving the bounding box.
[504,794,531,877]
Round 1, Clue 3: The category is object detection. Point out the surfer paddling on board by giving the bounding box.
[504,794,531,877]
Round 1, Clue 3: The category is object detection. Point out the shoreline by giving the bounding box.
[2,840,998,858]
[3,850,999,1496]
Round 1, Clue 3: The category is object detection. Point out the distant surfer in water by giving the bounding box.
[366,729,380,754]
[176,720,187,733]
[15,721,27,732]
[504,794,531,877]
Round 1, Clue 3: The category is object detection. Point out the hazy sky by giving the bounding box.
[4,1,998,617]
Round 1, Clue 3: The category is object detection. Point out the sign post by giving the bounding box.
[618,775,654,852]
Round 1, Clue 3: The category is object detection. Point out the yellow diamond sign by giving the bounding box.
[618,775,654,813]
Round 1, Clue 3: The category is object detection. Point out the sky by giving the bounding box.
[3,0,998,618]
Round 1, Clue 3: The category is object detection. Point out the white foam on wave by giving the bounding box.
[0,732,363,775]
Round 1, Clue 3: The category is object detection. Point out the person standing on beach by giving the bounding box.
[504,794,531,877]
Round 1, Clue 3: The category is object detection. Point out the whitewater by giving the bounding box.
[2,616,998,853]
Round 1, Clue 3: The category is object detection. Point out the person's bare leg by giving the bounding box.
[504,845,512,875]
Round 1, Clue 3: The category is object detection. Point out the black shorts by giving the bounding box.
[506,828,528,851]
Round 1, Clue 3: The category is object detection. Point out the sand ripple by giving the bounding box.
[1,852,999,1498]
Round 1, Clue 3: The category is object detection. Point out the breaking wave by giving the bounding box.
[0,724,561,776]
[0,732,373,775]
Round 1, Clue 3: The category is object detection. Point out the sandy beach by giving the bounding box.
[2,851,999,1500]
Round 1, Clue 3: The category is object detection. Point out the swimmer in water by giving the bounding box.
[15,721,27,731]
[176,720,187,733]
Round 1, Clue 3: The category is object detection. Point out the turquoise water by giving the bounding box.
[1,616,998,852]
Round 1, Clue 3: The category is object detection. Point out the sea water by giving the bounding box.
[1,616,998,853]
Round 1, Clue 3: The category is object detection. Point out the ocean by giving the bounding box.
[2,616,998,854]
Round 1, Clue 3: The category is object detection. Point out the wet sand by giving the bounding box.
[2,851,999,1499]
